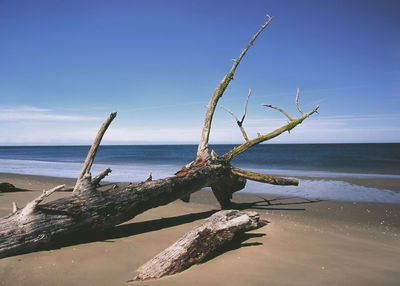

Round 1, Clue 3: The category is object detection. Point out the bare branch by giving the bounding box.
[221,106,249,141]
[296,88,305,114]
[197,15,273,160]
[20,185,65,217]
[263,104,294,121]
[211,149,219,160]
[78,112,116,179]
[12,202,18,214]
[241,88,251,123]
[231,167,298,186]
[221,88,252,142]
[74,112,116,193]
[91,168,112,187]
[221,105,240,121]
[146,172,153,182]
[221,105,319,161]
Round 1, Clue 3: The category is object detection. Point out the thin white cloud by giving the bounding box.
[0,106,102,121]
[123,101,205,112]
[244,114,400,127]
[1,106,399,144]
[307,114,400,121]
[1,106,51,113]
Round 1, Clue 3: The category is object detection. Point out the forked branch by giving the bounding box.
[221,89,252,141]
[197,15,273,160]
[222,90,319,161]
[73,112,116,192]
[91,168,112,187]
[266,88,306,119]
[263,104,294,121]
[296,88,304,114]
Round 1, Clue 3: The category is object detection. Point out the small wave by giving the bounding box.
[0,159,178,182]
[243,180,400,204]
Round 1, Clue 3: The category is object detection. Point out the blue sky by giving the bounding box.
[0,0,399,145]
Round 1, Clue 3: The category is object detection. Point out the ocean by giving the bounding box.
[0,143,399,203]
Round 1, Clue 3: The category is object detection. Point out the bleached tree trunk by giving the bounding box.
[0,160,232,258]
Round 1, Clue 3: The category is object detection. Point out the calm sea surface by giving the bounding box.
[1,144,399,203]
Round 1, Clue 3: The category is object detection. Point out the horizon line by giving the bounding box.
[0,142,399,147]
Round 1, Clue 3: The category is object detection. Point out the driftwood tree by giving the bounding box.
[0,15,318,259]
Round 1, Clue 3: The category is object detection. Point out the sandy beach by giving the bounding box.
[0,173,399,286]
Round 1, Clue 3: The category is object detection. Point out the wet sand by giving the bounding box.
[296,175,400,192]
[0,173,399,285]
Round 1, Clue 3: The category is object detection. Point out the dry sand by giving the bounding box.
[0,173,399,286]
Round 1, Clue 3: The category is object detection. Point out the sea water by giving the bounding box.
[0,144,399,203]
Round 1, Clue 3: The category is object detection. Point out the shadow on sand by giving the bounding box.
[232,195,323,212]
[8,196,322,259]
[53,196,321,248]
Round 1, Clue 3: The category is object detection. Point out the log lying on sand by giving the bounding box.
[0,160,233,259]
[131,210,266,282]
[0,182,25,193]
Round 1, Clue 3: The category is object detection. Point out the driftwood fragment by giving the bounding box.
[0,182,25,193]
[131,210,266,281]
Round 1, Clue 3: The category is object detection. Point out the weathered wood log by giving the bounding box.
[131,210,266,282]
[0,182,26,193]
[0,160,232,258]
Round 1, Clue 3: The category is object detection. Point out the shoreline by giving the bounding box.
[2,171,400,203]
[2,171,400,189]
[0,173,399,285]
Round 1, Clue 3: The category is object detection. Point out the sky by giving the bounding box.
[0,0,399,145]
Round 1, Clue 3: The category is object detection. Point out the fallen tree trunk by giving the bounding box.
[0,160,232,258]
[0,15,318,260]
[131,210,266,281]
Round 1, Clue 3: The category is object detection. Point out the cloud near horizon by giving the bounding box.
[0,106,399,145]
[0,106,102,121]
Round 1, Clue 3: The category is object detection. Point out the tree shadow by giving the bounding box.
[231,195,323,211]
[188,196,323,267]
[199,232,266,266]
[54,195,319,248]
[5,195,322,259]
[49,207,269,255]
[2,210,217,258]
[51,210,219,248]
